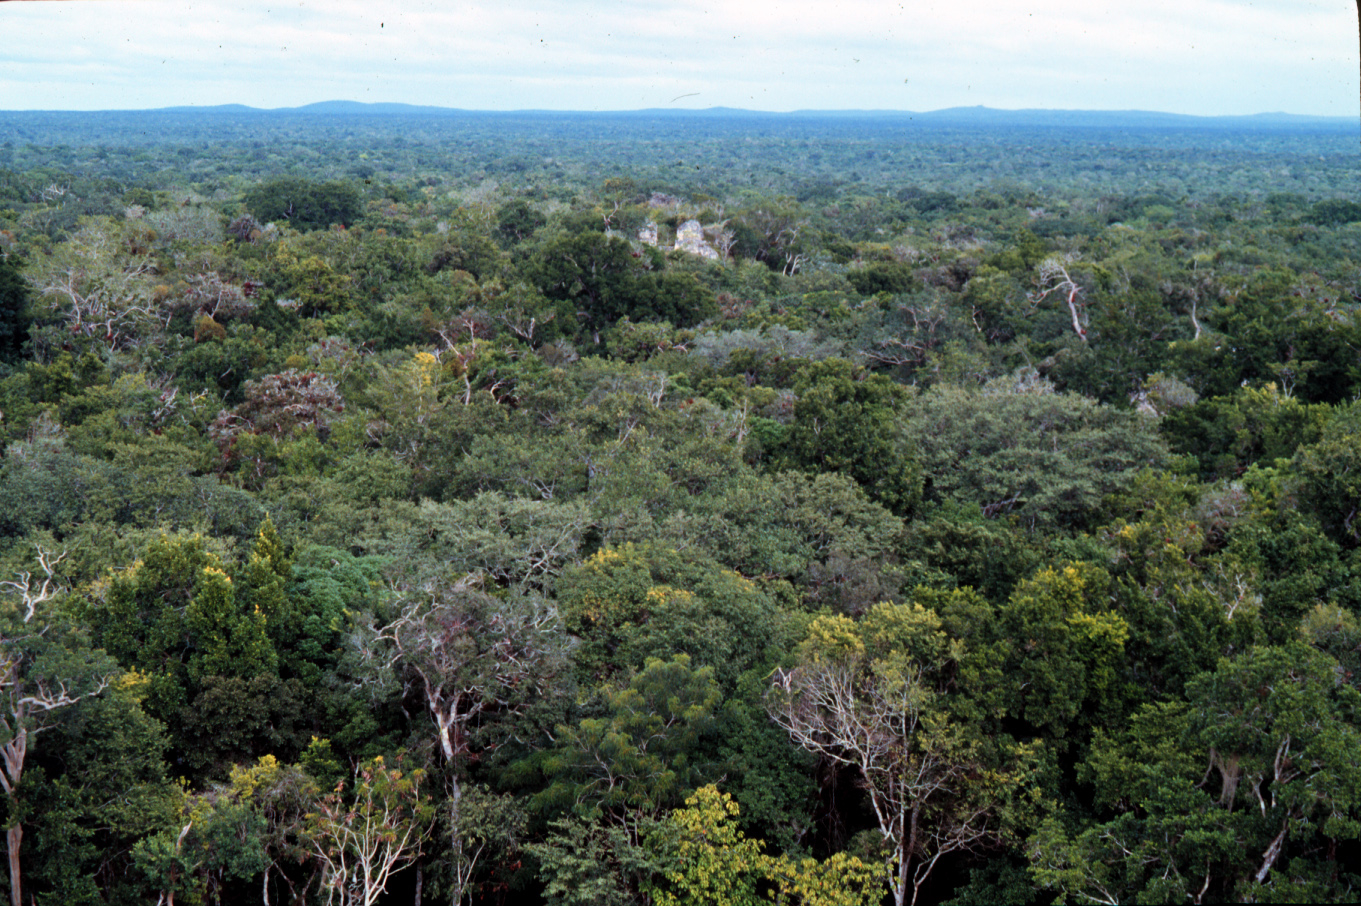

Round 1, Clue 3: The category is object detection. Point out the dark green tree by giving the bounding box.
[780,359,921,516]
[0,254,30,363]
[531,230,643,340]
[241,178,362,231]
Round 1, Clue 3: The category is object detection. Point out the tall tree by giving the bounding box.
[768,607,1012,906]
[0,547,115,906]
[305,756,433,906]
[357,574,571,903]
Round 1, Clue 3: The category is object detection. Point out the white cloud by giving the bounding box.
[0,0,1352,113]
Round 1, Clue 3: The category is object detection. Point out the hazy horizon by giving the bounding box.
[1,1,1354,118]
[2,100,1354,122]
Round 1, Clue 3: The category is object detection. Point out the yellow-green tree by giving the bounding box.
[645,785,880,906]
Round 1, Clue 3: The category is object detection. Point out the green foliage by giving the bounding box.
[846,261,917,296]
[1308,198,1361,226]
[1106,518,1258,698]
[996,563,1130,738]
[393,493,590,592]
[0,253,30,362]
[900,505,1039,602]
[85,533,313,776]
[532,230,647,337]
[1223,510,1347,642]
[769,599,1030,906]
[1292,399,1361,548]
[134,782,270,905]
[539,654,721,821]
[645,785,769,906]
[557,545,789,687]
[241,177,362,231]
[531,230,717,338]
[6,114,1361,905]
[1162,384,1330,481]
[906,376,1167,531]
[713,671,818,853]
[496,199,546,245]
[645,785,881,906]
[531,816,662,906]
[1187,643,1361,831]
[682,469,905,595]
[1192,270,1361,403]
[779,358,921,516]
[184,565,275,682]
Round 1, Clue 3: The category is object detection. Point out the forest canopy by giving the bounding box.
[0,107,1359,905]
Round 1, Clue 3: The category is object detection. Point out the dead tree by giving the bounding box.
[1030,255,1087,341]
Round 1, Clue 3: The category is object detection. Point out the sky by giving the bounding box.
[0,0,1355,116]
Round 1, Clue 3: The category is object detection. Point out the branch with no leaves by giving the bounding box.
[1030,255,1087,342]
[1,546,67,624]
[862,303,949,366]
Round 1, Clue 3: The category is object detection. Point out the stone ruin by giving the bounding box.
[638,218,719,260]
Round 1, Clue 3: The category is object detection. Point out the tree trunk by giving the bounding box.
[449,774,466,905]
[893,851,909,906]
[6,824,20,906]
[1255,818,1291,884]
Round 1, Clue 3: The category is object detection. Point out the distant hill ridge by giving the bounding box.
[121,100,1351,129]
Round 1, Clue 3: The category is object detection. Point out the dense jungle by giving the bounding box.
[1,105,1360,905]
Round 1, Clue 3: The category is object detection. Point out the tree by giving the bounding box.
[768,607,1008,906]
[242,178,362,232]
[22,668,178,906]
[1029,703,1242,906]
[1028,254,1088,341]
[1186,643,1361,891]
[435,783,526,906]
[357,574,571,902]
[232,755,321,906]
[135,780,270,906]
[530,815,662,906]
[304,756,433,906]
[396,494,591,594]
[0,546,115,906]
[555,545,788,688]
[209,370,345,483]
[26,217,163,351]
[994,563,1130,739]
[85,534,290,776]
[0,252,30,362]
[531,230,643,340]
[495,199,545,246]
[780,359,921,517]
[1292,399,1361,547]
[538,654,721,826]
[729,197,810,274]
[364,575,570,770]
[643,785,881,906]
[1035,644,1361,903]
[1160,384,1329,482]
[904,375,1167,531]
[680,470,905,597]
